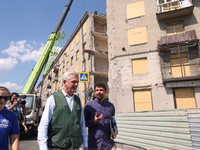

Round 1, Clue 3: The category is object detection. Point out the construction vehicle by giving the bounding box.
[20,0,74,135]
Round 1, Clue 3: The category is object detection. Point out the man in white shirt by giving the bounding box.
[37,72,88,150]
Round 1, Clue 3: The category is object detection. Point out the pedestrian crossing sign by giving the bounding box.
[79,72,89,82]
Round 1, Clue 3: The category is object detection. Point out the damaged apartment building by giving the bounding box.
[39,11,108,107]
[106,0,200,149]
[107,0,200,112]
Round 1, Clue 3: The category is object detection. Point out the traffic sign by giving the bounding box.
[79,72,89,82]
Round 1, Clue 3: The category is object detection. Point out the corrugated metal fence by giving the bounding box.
[115,109,200,150]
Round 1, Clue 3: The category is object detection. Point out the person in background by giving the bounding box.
[84,82,118,150]
[38,71,88,150]
[6,92,28,134]
[0,86,19,150]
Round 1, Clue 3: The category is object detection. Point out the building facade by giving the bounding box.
[39,11,108,107]
[107,0,200,113]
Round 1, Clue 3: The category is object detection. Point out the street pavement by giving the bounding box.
[19,132,39,150]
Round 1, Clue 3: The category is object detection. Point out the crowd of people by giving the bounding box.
[0,71,118,150]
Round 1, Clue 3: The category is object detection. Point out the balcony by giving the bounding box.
[48,74,52,80]
[158,30,200,83]
[158,30,198,49]
[53,77,58,82]
[47,84,51,89]
[53,67,59,73]
[156,0,194,20]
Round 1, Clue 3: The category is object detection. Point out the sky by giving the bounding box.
[0,0,106,93]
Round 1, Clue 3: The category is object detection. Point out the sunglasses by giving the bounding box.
[0,96,10,101]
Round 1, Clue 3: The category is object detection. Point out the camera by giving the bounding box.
[18,99,26,105]
[18,95,27,105]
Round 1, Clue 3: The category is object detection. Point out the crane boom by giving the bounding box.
[22,0,74,94]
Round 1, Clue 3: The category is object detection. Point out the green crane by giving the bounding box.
[22,0,74,94]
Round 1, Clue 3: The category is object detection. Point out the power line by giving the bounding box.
[16,70,32,92]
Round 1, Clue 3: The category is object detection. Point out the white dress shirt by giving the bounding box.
[37,90,88,150]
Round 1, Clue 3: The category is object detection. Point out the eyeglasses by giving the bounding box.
[0,96,10,101]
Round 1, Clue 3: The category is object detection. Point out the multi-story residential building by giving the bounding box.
[107,0,200,113]
[39,11,108,107]
[107,0,200,149]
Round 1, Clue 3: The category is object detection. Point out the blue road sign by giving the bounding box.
[79,72,89,82]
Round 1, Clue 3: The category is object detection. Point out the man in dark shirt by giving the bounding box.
[84,83,118,150]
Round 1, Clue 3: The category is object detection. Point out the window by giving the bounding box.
[75,65,79,72]
[170,52,190,77]
[132,57,148,74]
[82,60,86,71]
[62,65,65,74]
[66,61,69,70]
[83,21,87,36]
[166,22,183,36]
[163,0,180,12]
[134,89,153,111]
[59,68,61,76]
[81,83,86,91]
[59,57,62,65]
[71,40,74,51]
[71,56,73,66]
[81,98,85,107]
[127,1,145,19]
[76,32,80,45]
[128,26,147,45]
[55,81,58,92]
[76,50,79,60]
[67,47,69,56]
[83,42,86,52]
[174,88,196,109]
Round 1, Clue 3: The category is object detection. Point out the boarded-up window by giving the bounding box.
[59,68,61,76]
[81,83,86,91]
[75,65,79,72]
[127,1,145,19]
[59,57,62,65]
[166,22,183,36]
[71,40,74,51]
[134,89,153,111]
[132,57,148,74]
[76,50,79,60]
[83,60,86,71]
[76,32,80,44]
[67,47,69,56]
[128,26,147,45]
[81,98,85,107]
[170,52,190,77]
[174,88,196,109]
[83,21,87,36]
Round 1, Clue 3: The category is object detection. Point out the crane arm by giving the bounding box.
[22,0,74,94]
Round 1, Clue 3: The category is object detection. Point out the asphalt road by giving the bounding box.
[19,132,39,150]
